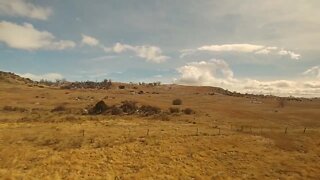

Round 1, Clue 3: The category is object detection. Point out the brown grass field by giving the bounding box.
[0,72,320,179]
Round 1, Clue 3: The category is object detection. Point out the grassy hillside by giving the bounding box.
[0,71,319,179]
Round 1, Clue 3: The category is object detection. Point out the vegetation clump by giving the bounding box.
[169,107,180,114]
[139,105,161,116]
[172,98,182,105]
[183,108,194,115]
[3,106,28,112]
[120,101,138,114]
[110,106,123,115]
[51,105,67,112]
[89,100,108,114]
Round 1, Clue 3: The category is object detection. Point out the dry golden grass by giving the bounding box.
[0,77,320,179]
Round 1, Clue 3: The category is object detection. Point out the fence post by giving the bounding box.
[82,129,85,137]
[303,128,306,133]
[218,128,221,135]
[285,127,288,134]
[147,129,149,136]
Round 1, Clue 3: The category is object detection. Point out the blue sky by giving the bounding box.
[0,0,320,96]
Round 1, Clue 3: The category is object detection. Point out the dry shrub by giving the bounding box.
[183,108,194,115]
[89,100,108,114]
[155,113,170,121]
[119,85,125,89]
[139,105,161,116]
[2,106,28,112]
[120,101,138,114]
[51,105,66,112]
[172,98,182,105]
[169,107,180,114]
[110,106,123,115]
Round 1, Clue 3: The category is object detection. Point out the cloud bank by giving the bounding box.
[181,44,301,60]
[0,0,52,20]
[175,59,320,97]
[0,21,75,50]
[19,73,64,81]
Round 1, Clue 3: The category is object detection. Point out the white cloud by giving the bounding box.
[176,59,234,85]
[0,0,52,20]
[198,44,264,53]
[0,21,75,50]
[278,49,301,60]
[303,66,320,79]
[19,73,64,81]
[175,59,320,97]
[181,44,301,60]
[81,34,99,46]
[255,46,278,54]
[111,43,169,63]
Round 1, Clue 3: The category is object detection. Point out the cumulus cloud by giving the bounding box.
[0,21,75,50]
[175,59,320,97]
[278,49,301,60]
[176,59,234,85]
[19,73,64,81]
[0,0,52,20]
[111,43,169,63]
[81,34,99,46]
[198,44,264,53]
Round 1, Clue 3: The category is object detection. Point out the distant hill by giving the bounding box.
[0,71,34,85]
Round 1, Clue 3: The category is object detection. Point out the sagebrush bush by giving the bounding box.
[110,106,123,115]
[183,108,194,115]
[51,105,66,112]
[169,107,180,113]
[89,100,108,114]
[139,105,161,116]
[172,98,182,105]
[120,101,138,114]
[3,106,27,112]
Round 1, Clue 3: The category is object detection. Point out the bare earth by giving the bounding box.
[0,74,319,179]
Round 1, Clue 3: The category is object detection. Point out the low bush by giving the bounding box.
[172,98,182,105]
[139,105,161,116]
[154,112,170,121]
[183,108,194,115]
[3,106,28,112]
[110,106,123,115]
[120,101,138,114]
[89,100,108,114]
[169,107,180,113]
[51,105,67,112]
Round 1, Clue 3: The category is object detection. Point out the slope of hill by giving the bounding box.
[0,71,319,179]
[0,71,34,85]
